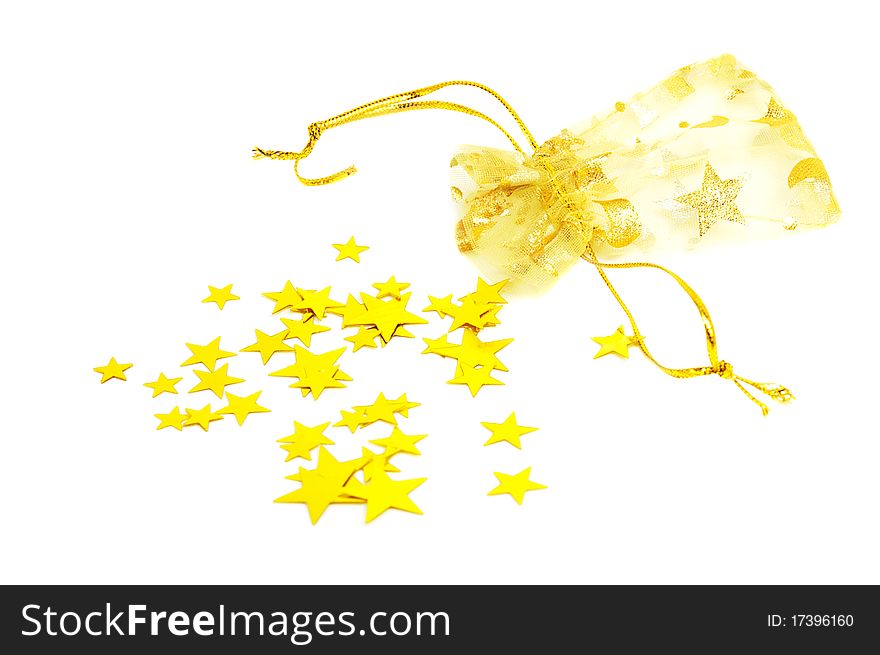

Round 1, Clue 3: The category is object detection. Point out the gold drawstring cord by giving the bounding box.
[253,80,538,186]
[255,80,793,413]
[581,246,794,415]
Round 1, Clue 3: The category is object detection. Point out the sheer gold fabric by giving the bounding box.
[451,54,839,289]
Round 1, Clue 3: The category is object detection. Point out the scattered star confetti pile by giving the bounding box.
[93,237,570,523]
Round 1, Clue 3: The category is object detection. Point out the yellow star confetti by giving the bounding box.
[240,329,295,364]
[421,334,458,356]
[462,277,509,305]
[276,468,351,524]
[154,407,186,431]
[675,163,745,236]
[343,471,426,523]
[354,392,399,426]
[217,391,270,426]
[263,280,302,314]
[93,357,132,383]
[189,363,245,398]
[334,409,370,433]
[344,326,380,351]
[389,393,420,417]
[143,373,182,397]
[481,412,538,449]
[326,294,368,327]
[201,284,239,310]
[180,337,235,370]
[183,404,224,431]
[427,277,510,333]
[291,368,346,398]
[270,345,350,399]
[332,236,369,263]
[447,296,493,332]
[332,392,422,436]
[372,275,410,300]
[448,363,504,397]
[422,294,457,318]
[369,427,427,456]
[382,326,416,340]
[487,467,547,505]
[293,287,343,320]
[422,286,513,391]
[275,447,366,524]
[311,446,365,484]
[591,326,641,359]
[280,316,330,347]
[360,448,401,482]
[479,304,502,327]
[450,330,512,371]
[276,421,334,462]
[347,292,428,342]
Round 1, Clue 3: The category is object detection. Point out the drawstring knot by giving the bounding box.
[715,360,735,380]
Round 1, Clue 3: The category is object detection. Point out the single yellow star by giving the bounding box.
[370,427,428,457]
[372,275,410,300]
[263,280,302,314]
[183,404,224,431]
[154,407,186,431]
[591,326,641,359]
[143,372,183,397]
[93,357,132,383]
[180,337,236,370]
[334,409,369,433]
[345,326,380,351]
[333,236,369,263]
[189,363,245,398]
[422,294,457,318]
[482,412,538,449]
[675,163,745,236]
[369,427,427,456]
[293,287,343,320]
[488,467,547,504]
[240,329,294,364]
[201,284,239,310]
[343,471,426,523]
[276,421,334,461]
[280,316,330,347]
[217,391,270,426]
[462,277,509,305]
[448,363,504,397]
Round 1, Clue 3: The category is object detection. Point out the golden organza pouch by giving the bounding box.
[256,54,839,414]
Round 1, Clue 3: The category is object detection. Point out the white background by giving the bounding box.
[1,1,877,584]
